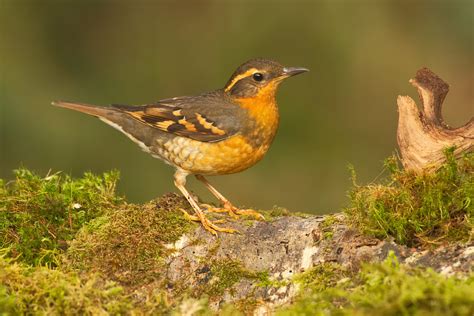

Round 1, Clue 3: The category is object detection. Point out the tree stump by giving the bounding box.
[397,68,473,171]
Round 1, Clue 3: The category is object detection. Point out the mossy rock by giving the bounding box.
[0,169,121,266]
[278,253,474,316]
[0,160,473,315]
[346,149,473,246]
[65,194,195,289]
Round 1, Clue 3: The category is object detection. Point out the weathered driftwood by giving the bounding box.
[397,68,473,171]
[164,211,473,313]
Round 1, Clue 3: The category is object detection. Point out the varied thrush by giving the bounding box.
[53,58,308,235]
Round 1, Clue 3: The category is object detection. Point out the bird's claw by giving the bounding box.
[180,208,238,235]
[203,204,265,221]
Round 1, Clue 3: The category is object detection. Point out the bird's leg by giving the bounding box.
[195,174,265,220]
[174,170,237,235]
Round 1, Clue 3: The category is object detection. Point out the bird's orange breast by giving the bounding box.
[154,134,270,175]
[195,134,272,174]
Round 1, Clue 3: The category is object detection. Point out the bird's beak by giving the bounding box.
[281,67,309,78]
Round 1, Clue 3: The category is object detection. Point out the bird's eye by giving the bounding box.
[252,73,264,82]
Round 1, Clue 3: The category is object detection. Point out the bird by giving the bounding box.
[53,58,308,235]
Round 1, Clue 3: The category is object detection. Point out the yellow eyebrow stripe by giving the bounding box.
[224,68,258,92]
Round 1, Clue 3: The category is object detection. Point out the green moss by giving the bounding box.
[294,262,349,293]
[0,168,121,266]
[0,169,198,312]
[260,206,291,219]
[255,271,288,288]
[319,215,339,240]
[346,149,473,246]
[0,252,132,315]
[258,206,311,222]
[205,259,267,298]
[0,249,185,315]
[65,194,195,288]
[278,252,474,316]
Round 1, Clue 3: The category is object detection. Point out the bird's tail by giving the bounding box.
[52,101,116,118]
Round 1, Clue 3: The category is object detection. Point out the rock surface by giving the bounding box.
[162,206,473,311]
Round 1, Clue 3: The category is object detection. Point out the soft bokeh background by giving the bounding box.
[1,0,472,214]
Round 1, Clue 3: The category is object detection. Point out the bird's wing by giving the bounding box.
[112,91,245,142]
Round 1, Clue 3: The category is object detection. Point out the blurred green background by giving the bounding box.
[1,0,472,214]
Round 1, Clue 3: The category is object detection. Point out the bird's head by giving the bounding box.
[224,58,309,99]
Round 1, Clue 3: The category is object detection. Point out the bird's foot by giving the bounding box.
[202,203,265,221]
[200,203,233,216]
[180,208,238,235]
